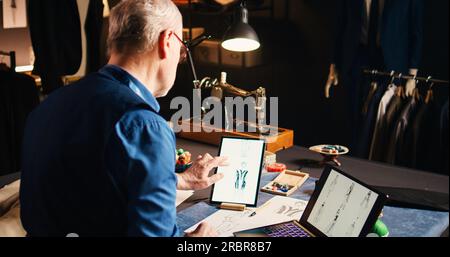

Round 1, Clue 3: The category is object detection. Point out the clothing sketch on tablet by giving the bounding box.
[312,174,340,224]
[234,169,249,190]
[360,191,372,208]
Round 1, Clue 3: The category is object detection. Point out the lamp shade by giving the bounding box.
[221,3,260,52]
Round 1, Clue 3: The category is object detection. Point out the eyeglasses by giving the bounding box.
[173,32,188,64]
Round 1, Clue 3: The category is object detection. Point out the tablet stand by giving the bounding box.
[219,203,246,211]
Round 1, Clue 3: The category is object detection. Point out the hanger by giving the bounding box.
[425,76,434,104]
[394,73,405,98]
[388,70,396,86]
[410,75,421,101]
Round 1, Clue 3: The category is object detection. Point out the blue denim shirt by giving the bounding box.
[20,65,180,237]
[103,65,179,236]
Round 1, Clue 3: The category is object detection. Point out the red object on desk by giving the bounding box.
[266,163,287,172]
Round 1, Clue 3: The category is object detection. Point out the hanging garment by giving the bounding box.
[0,70,40,175]
[27,0,82,94]
[381,88,405,162]
[332,0,424,77]
[85,0,105,74]
[386,95,421,165]
[369,83,397,161]
[355,81,387,159]
[342,46,384,152]
[408,100,441,172]
[362,81,378,116]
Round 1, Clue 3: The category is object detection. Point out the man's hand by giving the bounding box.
[185,222,218,237]
[176,153,229,191]
[325,64,339,98]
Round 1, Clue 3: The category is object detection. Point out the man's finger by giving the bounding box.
[196,222,207,232]
[197,222,217,237]
[198,153,213,165]
[197,222,213,235]
[207,173,224,187]
[204,153,213,159]
[206,156,229,170]
[186,222,207,236]
[217,156,229,166]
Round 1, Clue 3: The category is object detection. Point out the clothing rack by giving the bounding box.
[0,50,16,71]
[363,69,449,85]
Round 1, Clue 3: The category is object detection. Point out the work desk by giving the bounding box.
[175,138,449,237]
[1,138,448,237]
[176,138,449,210]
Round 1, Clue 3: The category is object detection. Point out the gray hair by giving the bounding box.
[107,0,182,55]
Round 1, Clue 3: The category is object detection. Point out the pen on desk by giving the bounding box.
[249,201,271,217]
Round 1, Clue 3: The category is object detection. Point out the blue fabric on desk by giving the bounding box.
[177,173,449,237]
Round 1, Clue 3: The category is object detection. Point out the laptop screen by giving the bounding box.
[303,168,383,237]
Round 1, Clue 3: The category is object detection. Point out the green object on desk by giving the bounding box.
[371,219,389,237]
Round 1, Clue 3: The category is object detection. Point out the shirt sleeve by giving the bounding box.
[105,110,180,237]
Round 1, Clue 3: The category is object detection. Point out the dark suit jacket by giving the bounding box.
[379,93,404,162]
[386,96,421,165]
[85,0,105,74]
[407,102,441,172]
[333,0,424,76]
[0,71,40,175]
[354,81,387,158]
[27,0,82,94]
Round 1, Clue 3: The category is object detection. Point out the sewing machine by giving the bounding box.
[176,71,293,153]
[175,35,293,152]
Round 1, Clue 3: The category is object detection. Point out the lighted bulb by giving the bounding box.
[222,38,260,52]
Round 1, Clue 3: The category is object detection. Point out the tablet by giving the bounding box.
[210,137,266,207]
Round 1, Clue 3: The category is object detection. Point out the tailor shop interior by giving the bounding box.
[0,0,449,238]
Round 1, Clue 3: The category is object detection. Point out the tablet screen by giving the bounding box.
[210,137,265,207]
[306,169,379,237]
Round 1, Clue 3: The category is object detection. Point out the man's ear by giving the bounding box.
[158,30,172,59]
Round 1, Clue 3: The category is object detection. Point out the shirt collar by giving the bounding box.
[100,64,160,113]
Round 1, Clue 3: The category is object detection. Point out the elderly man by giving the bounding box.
[20,0,226,237]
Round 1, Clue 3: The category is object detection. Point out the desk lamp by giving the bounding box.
[221,0,260,52]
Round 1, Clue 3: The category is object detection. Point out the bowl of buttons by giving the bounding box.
[309,145,349,166]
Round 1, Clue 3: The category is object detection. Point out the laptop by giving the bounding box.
[234,165,388,237]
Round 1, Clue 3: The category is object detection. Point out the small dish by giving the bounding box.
[309,145,349,156]
[309,145,349,166]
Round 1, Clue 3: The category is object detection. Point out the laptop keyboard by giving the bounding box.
[264,222,311,237]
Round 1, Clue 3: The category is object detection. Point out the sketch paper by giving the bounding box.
[3,0,27,29]
[176,190,194,207]
[186,196,308,237]
[211,138,264,206]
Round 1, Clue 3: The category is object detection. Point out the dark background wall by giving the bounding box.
[159,0,449,151]
[1,0,448,158]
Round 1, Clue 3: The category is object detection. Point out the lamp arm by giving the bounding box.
[184,34,212,88]
[185,48,199,88]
